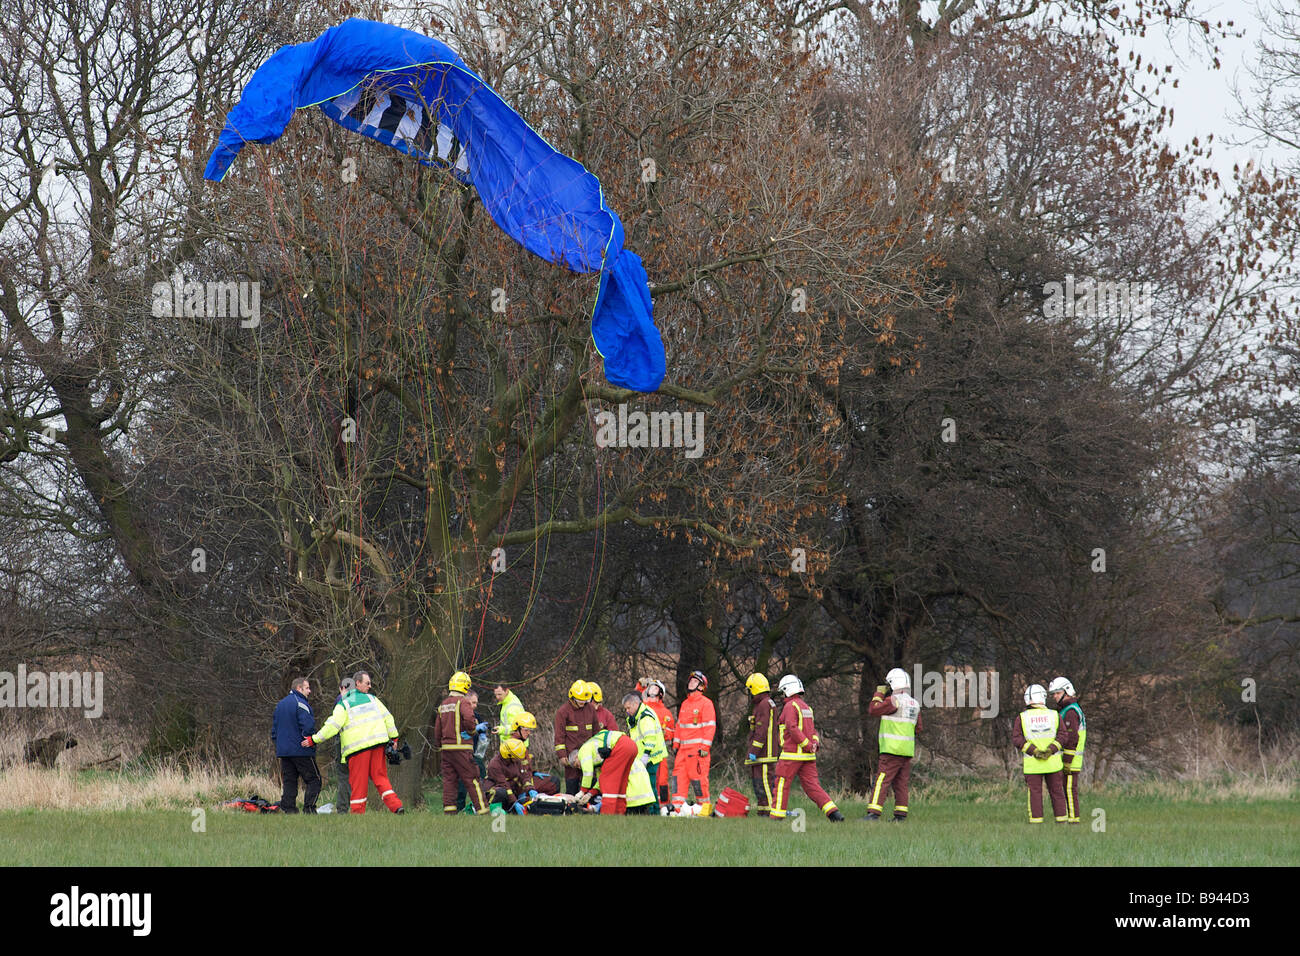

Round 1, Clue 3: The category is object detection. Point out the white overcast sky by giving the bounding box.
[1122,0,1292,177]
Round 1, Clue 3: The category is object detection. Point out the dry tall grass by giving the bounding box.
[0,762,278,810]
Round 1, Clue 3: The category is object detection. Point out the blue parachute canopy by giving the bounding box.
[204,18,665,392]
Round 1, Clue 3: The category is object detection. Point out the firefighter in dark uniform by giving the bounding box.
[744,674,780,816]
[1050,677,1086,824]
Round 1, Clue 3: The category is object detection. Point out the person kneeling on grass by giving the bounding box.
[572,730,659,815]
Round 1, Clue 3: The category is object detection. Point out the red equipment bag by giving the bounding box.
[713,787,750,817]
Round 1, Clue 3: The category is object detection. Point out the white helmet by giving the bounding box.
[1024,684,1047,706]
[885,668,910,692]
[777,674,804,697]
[1048,677,1075,697]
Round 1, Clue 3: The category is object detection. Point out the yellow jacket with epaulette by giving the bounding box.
[310,690,398,758]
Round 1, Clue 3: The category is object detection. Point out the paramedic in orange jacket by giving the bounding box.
[671,671,716,811]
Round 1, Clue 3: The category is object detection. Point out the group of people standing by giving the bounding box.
[270,665,1085,823]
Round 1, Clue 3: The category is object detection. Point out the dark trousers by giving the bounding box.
[751,762,776,814]
[1064,769,1082,822]
[868,753,912,817]
[1025,771,1068,822]
[334,746,350,809]
[442,750,487,814]
[280,755,321,812]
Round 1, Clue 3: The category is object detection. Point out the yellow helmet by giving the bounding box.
[588,681,604,704]
[499,738,527,761]
[568,679,592,702]
[745,673,770,696]
[449,671,471,694]
[511,711,538,732]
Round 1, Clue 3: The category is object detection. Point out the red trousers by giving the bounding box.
[771,758,838,818]
[346,745,403,813]
[442,749,487,814]
[594,736,638,815]
[671,750,711,808]
[868,753,912,817]
[1025,771,1068,822]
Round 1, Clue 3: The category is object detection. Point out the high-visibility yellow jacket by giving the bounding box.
[310,690,398,759]
[625,703,668,764]
[576,731,655,808]
[879,692,921,757]
[624,759,656,808]
[496,691,524,744]
[1018,706,1064,774]
[1061,701,1087,772]
[577,730,627,789]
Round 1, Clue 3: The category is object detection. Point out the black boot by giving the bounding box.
[891,814,908,822]
[302,805,317,814]
[863,812,881,821]
[828,809,846,822]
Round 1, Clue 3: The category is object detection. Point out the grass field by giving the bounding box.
[1,782,1295,866]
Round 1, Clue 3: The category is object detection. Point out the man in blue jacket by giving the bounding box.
[272,677,321,813]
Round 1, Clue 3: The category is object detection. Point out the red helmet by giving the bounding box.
[688,670,708,691]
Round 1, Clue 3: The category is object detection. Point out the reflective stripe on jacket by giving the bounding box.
[647,699,675,747]
[625,759,656,808]
[747,693,778,764]
[676,691,716,751]
[1019,707,1064,773]
[497,691,524,744]
[778,695,819,761]
[1061,701,1086,771]
[310,690,397,758]
[879,692,920,757]
[437,693,475,750]
[625,703,668,764]
[577,730,628,790]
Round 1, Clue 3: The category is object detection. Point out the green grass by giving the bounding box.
[1,786,1296,866]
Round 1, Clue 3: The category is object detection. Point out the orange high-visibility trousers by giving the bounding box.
[671,750,711,809]
[347,745,403,813]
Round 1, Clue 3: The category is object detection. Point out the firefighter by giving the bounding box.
[590,682,619,731]
[1013,684,1070,824]
[486,738,537,814]
[436,671,489,815]
[1050,676,1085,824]
[769,674,845,822]
[639,678,675,804]
[671,671,716,812]
[508,710,559,795]
[865,667,922,821]
[744,673,780,817]
[554,680,601,794]
[622,691,668,789]
[493,684,526,746]
[571,729,657,815]
[302,670,403,814]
